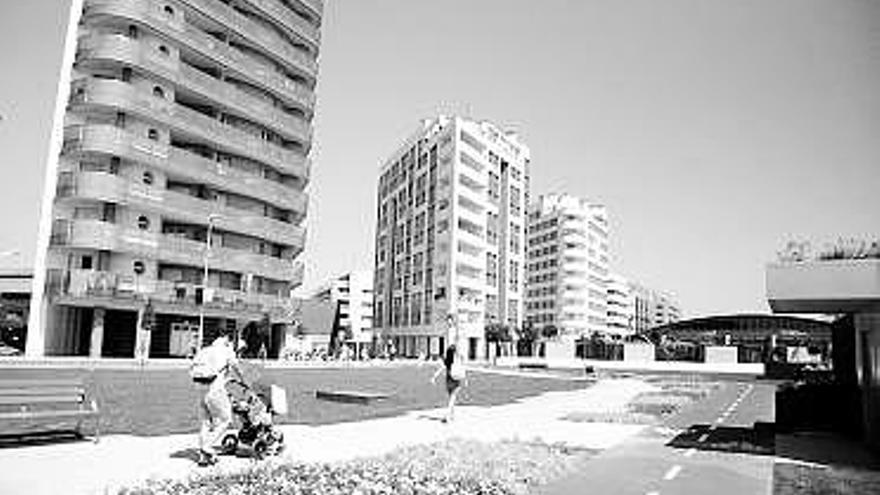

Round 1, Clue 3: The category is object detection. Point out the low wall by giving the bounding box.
[623,343,655,362]
[705,346,739,364]
[497,356,765,376]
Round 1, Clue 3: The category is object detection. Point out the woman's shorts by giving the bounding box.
[445,376,462,394]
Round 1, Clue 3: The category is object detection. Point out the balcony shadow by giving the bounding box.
[666,423,775,456]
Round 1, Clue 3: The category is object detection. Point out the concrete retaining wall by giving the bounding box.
[705,346,739,364]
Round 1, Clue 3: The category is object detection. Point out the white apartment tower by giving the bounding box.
[28,0,322,358]
[606,272,634,335]
[526,194,610,355]
[313,270,374,355]
[373,116,530,360]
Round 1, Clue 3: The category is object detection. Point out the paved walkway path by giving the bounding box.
[0,378,655,495]
[540,380,777,495]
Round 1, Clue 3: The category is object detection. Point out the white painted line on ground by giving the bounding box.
[698,433,710,442]
[663,465,683,481]
[684,448,697,458]
[709,425,718,431]
[646,491,660,495]
[715,417,725,424]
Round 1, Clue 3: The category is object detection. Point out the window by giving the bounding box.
[486,212,499,246]
[147,128,160,141]
[509,222,520,253]
[158,45,170,56]
[486,253,498,287]
[128,25,139,39]
[509,186,521,216]
[488,171,500,203]
[509,261,519,291]
[163,5,175,15]
[152,86,165,99]
[137,215,150,230]
[142,171,154,185]
[81,255,93,270]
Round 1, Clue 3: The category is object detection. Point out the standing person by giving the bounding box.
[432,343,466,423]
[190,328,245,467]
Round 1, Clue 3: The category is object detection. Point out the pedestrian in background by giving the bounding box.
[432,343,466,423]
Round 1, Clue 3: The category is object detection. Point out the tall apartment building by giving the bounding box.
[525,194,610,354]
[313,270,374,356]
[606,272,634,335]
[27,0,323,358]
[373,116,530,361]
[629,281,682,334]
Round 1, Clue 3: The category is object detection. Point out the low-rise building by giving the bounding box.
[313,270,374,357]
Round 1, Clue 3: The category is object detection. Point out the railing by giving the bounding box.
[51,220,301,282]
[71,79,310,175]
[52,268,302,315]
[65,122,309,191]
[56,170,306,249]
[175,0,318,75]
[777,238,880,263]
[241,0,321,47]
[81,2,314,109]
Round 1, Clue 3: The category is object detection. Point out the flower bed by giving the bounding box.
[119,439,588,495]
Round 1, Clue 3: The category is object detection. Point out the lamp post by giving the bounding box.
[197,213,219,349]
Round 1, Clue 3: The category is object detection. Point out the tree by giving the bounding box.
[485,323,511,359]
[518,321,540,356]
[540,324,559,340]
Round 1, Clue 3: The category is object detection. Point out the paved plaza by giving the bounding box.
[0,377,655,495]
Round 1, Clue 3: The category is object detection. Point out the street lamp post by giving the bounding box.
[197,213,219,349]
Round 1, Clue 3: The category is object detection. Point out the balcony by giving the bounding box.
[767,259,880,313]
[172,0,318,78]
[77,34,311,141]
[70,79,309,173]
[50,268,301,319]
[50,219,301,281]
[56,168,305,249]
[66,121,308,185]
[240,0,321,48]
[81,2,314,111]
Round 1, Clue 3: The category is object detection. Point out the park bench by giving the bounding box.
[0,379,100,442]
[315,389,391,405]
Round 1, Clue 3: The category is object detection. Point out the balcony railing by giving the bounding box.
[77,33,311,140]
[174,0,318,76]
[241,0,321,48]
[81,2,314,111]
[56,168,306,249]
[65,121,308,185]
[50,268,302,315]
[70,79,309,174]
[50,219,301,281]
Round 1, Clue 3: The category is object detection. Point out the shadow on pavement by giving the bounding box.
[775,432,880,470]
[0,431,87,449]
[666,423,775,456]
[169,447,201,463]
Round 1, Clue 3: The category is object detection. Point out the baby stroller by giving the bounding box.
[221,379,286,459]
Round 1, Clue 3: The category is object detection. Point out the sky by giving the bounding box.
[0,0,878,318]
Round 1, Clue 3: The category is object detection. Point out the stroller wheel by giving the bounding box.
[221,434,238,455]
[253,440,268,459]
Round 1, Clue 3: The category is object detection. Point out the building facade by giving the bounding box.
[629,280,681,334]
[313,270,374,356]
[27,0,323,358]
[606,272,634,336]
[373,116,530,360]
[525,194,610,352]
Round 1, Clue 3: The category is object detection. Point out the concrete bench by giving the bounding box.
[315,389,391,405]
[0,379,100,442]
